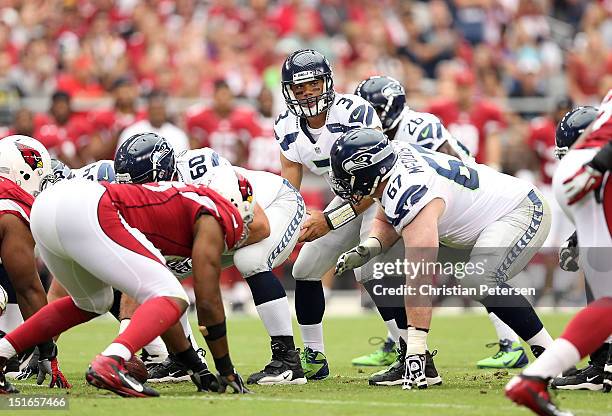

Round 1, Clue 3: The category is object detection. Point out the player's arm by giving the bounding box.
[280,153,303,189]
[0,214,47,319]
[241,202,270,246]
[301,196,374,243]
[437,141,461,160]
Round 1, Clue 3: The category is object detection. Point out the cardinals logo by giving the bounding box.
[236,173,253,203]
[15,142,43,171]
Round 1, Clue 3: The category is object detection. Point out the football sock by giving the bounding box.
[406,327,428,355]
[522,338,580,379]
[108,289,122,321]
[180,312,200,349]
[558,297,612,357]
[122,319,169,360]
[175,346,207,373]
[488,312,519,343]
[113,296,181,358]
[362,280,401,342]
[0,304,23,335]
[295,280,325,352]
[247,272,293,337]
[101,343,132,361]
[526,327,553,349]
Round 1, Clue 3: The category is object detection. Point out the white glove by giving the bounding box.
[334,237,382,276]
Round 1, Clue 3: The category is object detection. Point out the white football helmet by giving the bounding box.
[0,135,53,196]
[201,166,255,246]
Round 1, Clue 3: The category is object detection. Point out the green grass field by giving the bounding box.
[6,312,611,416]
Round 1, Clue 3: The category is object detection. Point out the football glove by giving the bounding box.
[563,164,603,205]
[219,372,251,394]
[335,237,382,276]
[190,367,220,392]
[559,231,579,272]
[402,354,428,390]
[36,342,71,389]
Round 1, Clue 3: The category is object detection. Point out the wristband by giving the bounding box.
[201,319,227,341]
[213,353,234,376]
[324,202,357,230]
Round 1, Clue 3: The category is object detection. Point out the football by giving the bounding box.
[0,285,7,316]
[125,355,149,384]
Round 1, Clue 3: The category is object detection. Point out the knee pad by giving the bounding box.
[73,287,115,315]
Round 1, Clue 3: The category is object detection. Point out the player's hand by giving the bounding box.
[563,164,603,205]
[190,367,220,392]
[36,343,71,389]
[334,237,382,276]
[604,363,611,393]
[218,372,251,394]
[559,232,579,272]
[402,354,427,390]
[299,210,330,243]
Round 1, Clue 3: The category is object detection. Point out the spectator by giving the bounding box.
[185,80,257,166]
[426,69,506,169]
[566,30,612,105]
[247,87,281,174]
[117,90,190,153]
[56,54,105,99]
[0,108,34,139]
[33,90,90,167]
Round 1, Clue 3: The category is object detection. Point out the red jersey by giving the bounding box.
[247,115,281,174]
[0,177,33,226]
[101,182,244,255]
[34,113,92,156]
[425,99,506,164]
[526,117,557,184]
[90,108,146,142]
[185,106,258,165]
[577,89,612,150]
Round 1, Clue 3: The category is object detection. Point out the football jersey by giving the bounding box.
[101,181,244,255]
[176,148,285,209]
[394,108,473,164]
[275,93,382,178]
[0,177,33,226]
[577,88,612,150]
[526,116,557,184]
[248,114,281,174]
[381,142,533,247]
[73,160,115,182]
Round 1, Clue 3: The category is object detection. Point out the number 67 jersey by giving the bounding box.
[382,142,535,247]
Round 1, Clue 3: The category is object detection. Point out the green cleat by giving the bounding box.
[477,339,529,369]
[300,347,329,380]
[352,337,396,367]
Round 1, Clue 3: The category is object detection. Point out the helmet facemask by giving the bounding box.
[282,75,335,118]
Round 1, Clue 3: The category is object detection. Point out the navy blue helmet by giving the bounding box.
[555,106,599,159]
[114,132,175,184]
[281,49,335,118]
[355,76,406,134]
[329,128,397,204]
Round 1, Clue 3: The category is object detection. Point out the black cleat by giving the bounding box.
[551,363,604,391]
[148,355,191,383]
[247,340,306,385]
[369,339,442,386]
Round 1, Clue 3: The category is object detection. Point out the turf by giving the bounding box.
[5,312,611,416]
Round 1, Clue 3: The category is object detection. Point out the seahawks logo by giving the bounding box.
[381,81,404,100]
[151,140,172,179]
[342,152,374,173]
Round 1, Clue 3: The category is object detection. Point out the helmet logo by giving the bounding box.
[15,143,43,171]
[381,82,404,100]
[342,152,373,173]
[150,140,171,173]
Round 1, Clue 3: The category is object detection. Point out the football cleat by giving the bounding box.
[477,339,529,369]
[86,355,159,398]
[352,337,396,367]
[148,355,191,383]
[0,369,18,394]
[8,346,37,379]
[551,363,604,391]
[140,348,165,371]
[506,375,573,416]
[300,347,329,380]
[247,340,306,385]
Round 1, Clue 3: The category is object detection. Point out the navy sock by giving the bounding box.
[481,284,543,341]
[246,271,287,306]
[362,280,398,322]
[394,306,408,330]
[108,289,123,321]
[295,280,325,325]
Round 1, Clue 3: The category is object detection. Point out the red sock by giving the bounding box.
[6,297,96,352]
[113,297,182,355]
[560,297,612,357]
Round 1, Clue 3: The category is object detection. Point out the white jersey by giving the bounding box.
[175,148,285,209]
[382,142,533,247]
[73,160,115,182]
[275,93,382,178]
[394,108,473,164]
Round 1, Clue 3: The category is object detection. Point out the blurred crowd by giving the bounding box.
[0,0,611,179]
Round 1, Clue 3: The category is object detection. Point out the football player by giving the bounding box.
[114,133,306,386]
[506,92,612,415]
[354,76,527,373]
[276,49,431,381]
[331,128,554,390]
[0,164,262,396]
[0,135,70,390]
